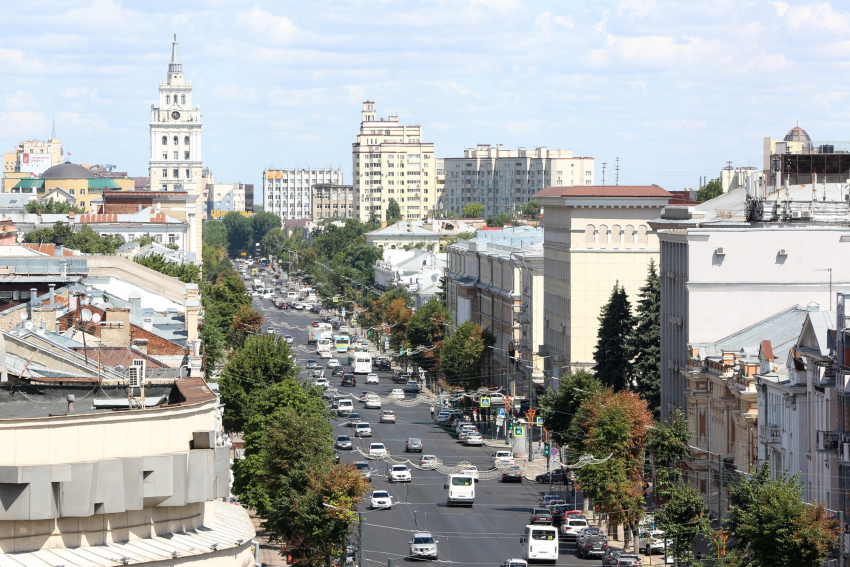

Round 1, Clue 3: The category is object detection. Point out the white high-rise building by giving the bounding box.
[148,35,203,194]
[353,102,436,222]
[443,145,595,217]
[263,168,343,220]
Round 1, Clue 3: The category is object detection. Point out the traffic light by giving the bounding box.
[543,442,550,456]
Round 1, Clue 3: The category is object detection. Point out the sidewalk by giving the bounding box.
[580,506,669,565]
[249,510,288,566]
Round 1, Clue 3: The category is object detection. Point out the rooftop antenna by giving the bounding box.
[615,157,620,186]
[601,162,607,185]
[51,117,56,139]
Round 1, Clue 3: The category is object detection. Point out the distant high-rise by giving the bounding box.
[263,168,343,220]
[353,102,436,222]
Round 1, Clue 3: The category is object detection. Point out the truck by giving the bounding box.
[253,278,263,290]
[308,323,333,345]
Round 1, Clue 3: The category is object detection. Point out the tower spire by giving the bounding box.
[51,116,56,139]
[169,34,182,73]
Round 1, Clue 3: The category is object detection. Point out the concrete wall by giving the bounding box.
[86,255,188,304]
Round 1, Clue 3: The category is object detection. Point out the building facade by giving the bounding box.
[443,145,595,217]
[3,134,64,177]
[533,185,671,381]
[365,218,479,251]
[264,168,343,221]
[353,102,436,222]
[312,183,354,220]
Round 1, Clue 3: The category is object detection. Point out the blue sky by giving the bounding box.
[2,0,848,201]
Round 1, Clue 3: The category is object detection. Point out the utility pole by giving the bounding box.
[615,157,620,186]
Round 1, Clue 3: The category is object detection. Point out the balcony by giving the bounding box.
[840,441,850,464]
[760,424,781,445]
[813,363,836,388]
[817,430,839,452]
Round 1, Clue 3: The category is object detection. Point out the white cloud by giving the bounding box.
[58,111,108,133]
[0,111,49,139]
[776,2,850,33]
[425,81,482,99]
[236,6,301,44]
[617,0,657,18]
[772,1,790,17]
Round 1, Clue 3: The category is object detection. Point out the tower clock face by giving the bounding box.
[171,111,181,120]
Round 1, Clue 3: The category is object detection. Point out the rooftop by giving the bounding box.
[534,185,671,198]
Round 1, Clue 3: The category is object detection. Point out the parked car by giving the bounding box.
[463,432,484,446]
[531,507,553,525]
[639,529,672,556]
[370,490,392,510]
[335,435,352,450]
[355,423,372,437]
[388,464,412,483]
[501,465,524,483]
[576,526,608,559]
[535,469,569,485]
[379,410,396,424]
[405,438,423,452]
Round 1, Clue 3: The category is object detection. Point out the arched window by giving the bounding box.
[638,225,648,244]
[611,224,622,244]
[181,94,185,104]
[585,224,595,244]
[624,225,635,244]
[165,95,170,104]
[598,224,609,244]
[184,136,190,146]
[161,136,167,145]
[173,136,178,145]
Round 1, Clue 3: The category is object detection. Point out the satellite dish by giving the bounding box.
[92,313,102,323]
[81,309,93,322]
[24,321,33,330]
[20,312,27,320]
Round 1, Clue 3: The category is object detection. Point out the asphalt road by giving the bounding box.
[251,291,618,567]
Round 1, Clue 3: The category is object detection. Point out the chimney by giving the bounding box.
[30,288,37,320]
[101,307,131,347]
[138,204,142,213]
[49,284,55,309]
[184,284,200,343]
[133,338,148,354]
[67,395,74,412]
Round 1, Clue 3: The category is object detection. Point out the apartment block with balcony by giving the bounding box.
[264,167,343,221]
[443,145,594,218]
[311,183,354,220]
[353,102,436,222]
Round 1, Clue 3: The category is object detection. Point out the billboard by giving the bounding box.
[20,153,52,176]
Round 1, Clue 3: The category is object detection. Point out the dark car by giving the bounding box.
[393,372,411,384]
[530,507,553,525]
[332,366,346,377]
[535,469,569,484]
[342,375,356,387]
[501,465,524,483]
[306,359,318,369]
[576,526,608,559]
[405,437,423,452]
[378,358,391,370]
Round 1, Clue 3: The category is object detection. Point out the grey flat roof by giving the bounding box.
[0,383,175,419]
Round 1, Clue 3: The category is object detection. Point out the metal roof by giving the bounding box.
[535,185,671,198]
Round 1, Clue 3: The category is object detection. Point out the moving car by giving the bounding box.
[541,494,566,507]
[493,451,515,468]
[459,464,479,481]
[560,517,589,541]
[405,437,423,452]
[283,334,293,344]
[313,377,328,388]
[409,532,438,560]
[346,412,362,425]
[306,359,318,369]
[379,410,396,424]
[419,454,438,469]
[388,464,412,483]
[354,423,372,437]
[354,461,371,482]
[501,465,524,483]
[435,410,452,424]
[389,389,405,400]
[639,529,672,556]
[463,432,484,446]
[606,552,641,566]
[341,375,356,387]
[335,435,352,450]
[337,399,354,416]
[370,490,392,510]
[502,560,528,567]
[327,359,340,368]
[331,366,345,377]
[404,380,420,393]
[576,526,608,559]
[535,469,569,485]
[368,442,388,458]
[531,507,553,525]
[364,395,381,410]
[366,373,379,384]
[358,391,370,402]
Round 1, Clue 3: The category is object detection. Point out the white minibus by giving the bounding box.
[444,474,475,506]
[520,525,558,564]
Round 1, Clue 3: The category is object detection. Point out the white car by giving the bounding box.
[459,464,479,481]
[560,517,589,541]
[640,529,674,555]
[313,377,328,388]
[458,427,478,442]
[365,396,382,410]
[370,490,393,510]
[379,410,396,423]
[389,389,405,400]
[419,454,438,469]
[388,464,412,483]
[493,451,515,468]
[463,433,484,446]
[355,423,372,437]
[368,443,388,458]
[320,350,332,358]
[327,359,340,368]
[366,373,379,384]
[283,334,293,344]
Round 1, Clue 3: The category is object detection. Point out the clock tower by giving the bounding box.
[148,34,203,194]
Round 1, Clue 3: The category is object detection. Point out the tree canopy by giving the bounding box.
[697,177,723,202]
[440,320,494,389]
[593,282,634,391]
[462,203,484,218]
[386,198,402,223]
[202,220,229,249]
[221,212,254,256]
[23,222,124,254]
[630,260,661,415]
[538,370,603,446]
[25,198,85,215]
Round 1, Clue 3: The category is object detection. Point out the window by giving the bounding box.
[185,169,190,179]
[161,136,167,145]
[173,169,179,178]
[173,136,178,145]
[162,169,168,178]
[80,189,85,195]
[184,151,190,160]
[168,234,178,245]
[165,95,170,104]
[69,189,75,195]
[184,136,190,145]
[181,94,185,104]
[162,153,167,159]
[173,151,178,159]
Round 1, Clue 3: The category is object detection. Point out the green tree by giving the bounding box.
[537,370,603,446]
[462,202,484,218]
[386,198,402,223]
[440,320,493,389]
[260,227,287,259]
[697,177,723,202]
[486,212,513,227]
[646,408,691,499]
[134,253,201,284]
[25,198,85,215]
[217,333,299,432]
[251,210,281,245]
[24,222,124,254]
[656,483,710,560]
[339,244,383,285]
[522,199,541,219]
[222,211,254,256]
[726,463,840,567]
[405,297,451,372]
[202,220,229,249]
[629,260,661,415]
[229,304,264,348]
[201,243,233,283]
[593,282,633,391]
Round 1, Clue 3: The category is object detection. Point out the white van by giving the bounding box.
[520,525,558,564]
[444,474,475,506]
[337,399,354,416]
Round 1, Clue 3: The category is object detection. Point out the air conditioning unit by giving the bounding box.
[791,210,802,219]
[128,359,146,388]
[778,249,788,256]
[715,247,727,256]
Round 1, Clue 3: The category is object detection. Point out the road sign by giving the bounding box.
[351,319,357,326]
[496,416,505,427]
[333,296,339,303]
[406,349,413,356]
[497,407,506,417]
[341,307,346,316]
[536,417,544,426]
[514,425,525,437]
[384,337,390,349]
[552,447,558,456]
[479,396,491,408]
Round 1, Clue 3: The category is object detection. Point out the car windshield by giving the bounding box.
[392,466,407,471]
[357,424,369,429]
[451,477,472,486]
[355,463,368,470]
[370,444,384,450]
[408,438,421,444]
[413,536,435,544]
[569,520,588,527]
[531,530,556,541]
[337,436,350,441]
[533,508,550,515]
[373,491,388,498]
[348,414,360,419]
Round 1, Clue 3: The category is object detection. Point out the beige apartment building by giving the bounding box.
[533,185,672,381]
[353,102,436,222]
[312,183,355,220]
[443,145,595,217]
[3,135,64,176]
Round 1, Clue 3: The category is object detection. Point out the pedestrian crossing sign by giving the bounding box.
[536,417,544,426]
[333,296,339,303]
[479,396,491,408]
[514,425,525,437]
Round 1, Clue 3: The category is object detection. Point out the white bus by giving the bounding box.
[444,474,475,506]
[521,525,558,564]
[317,338,332,357]
[352,352,372,374]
